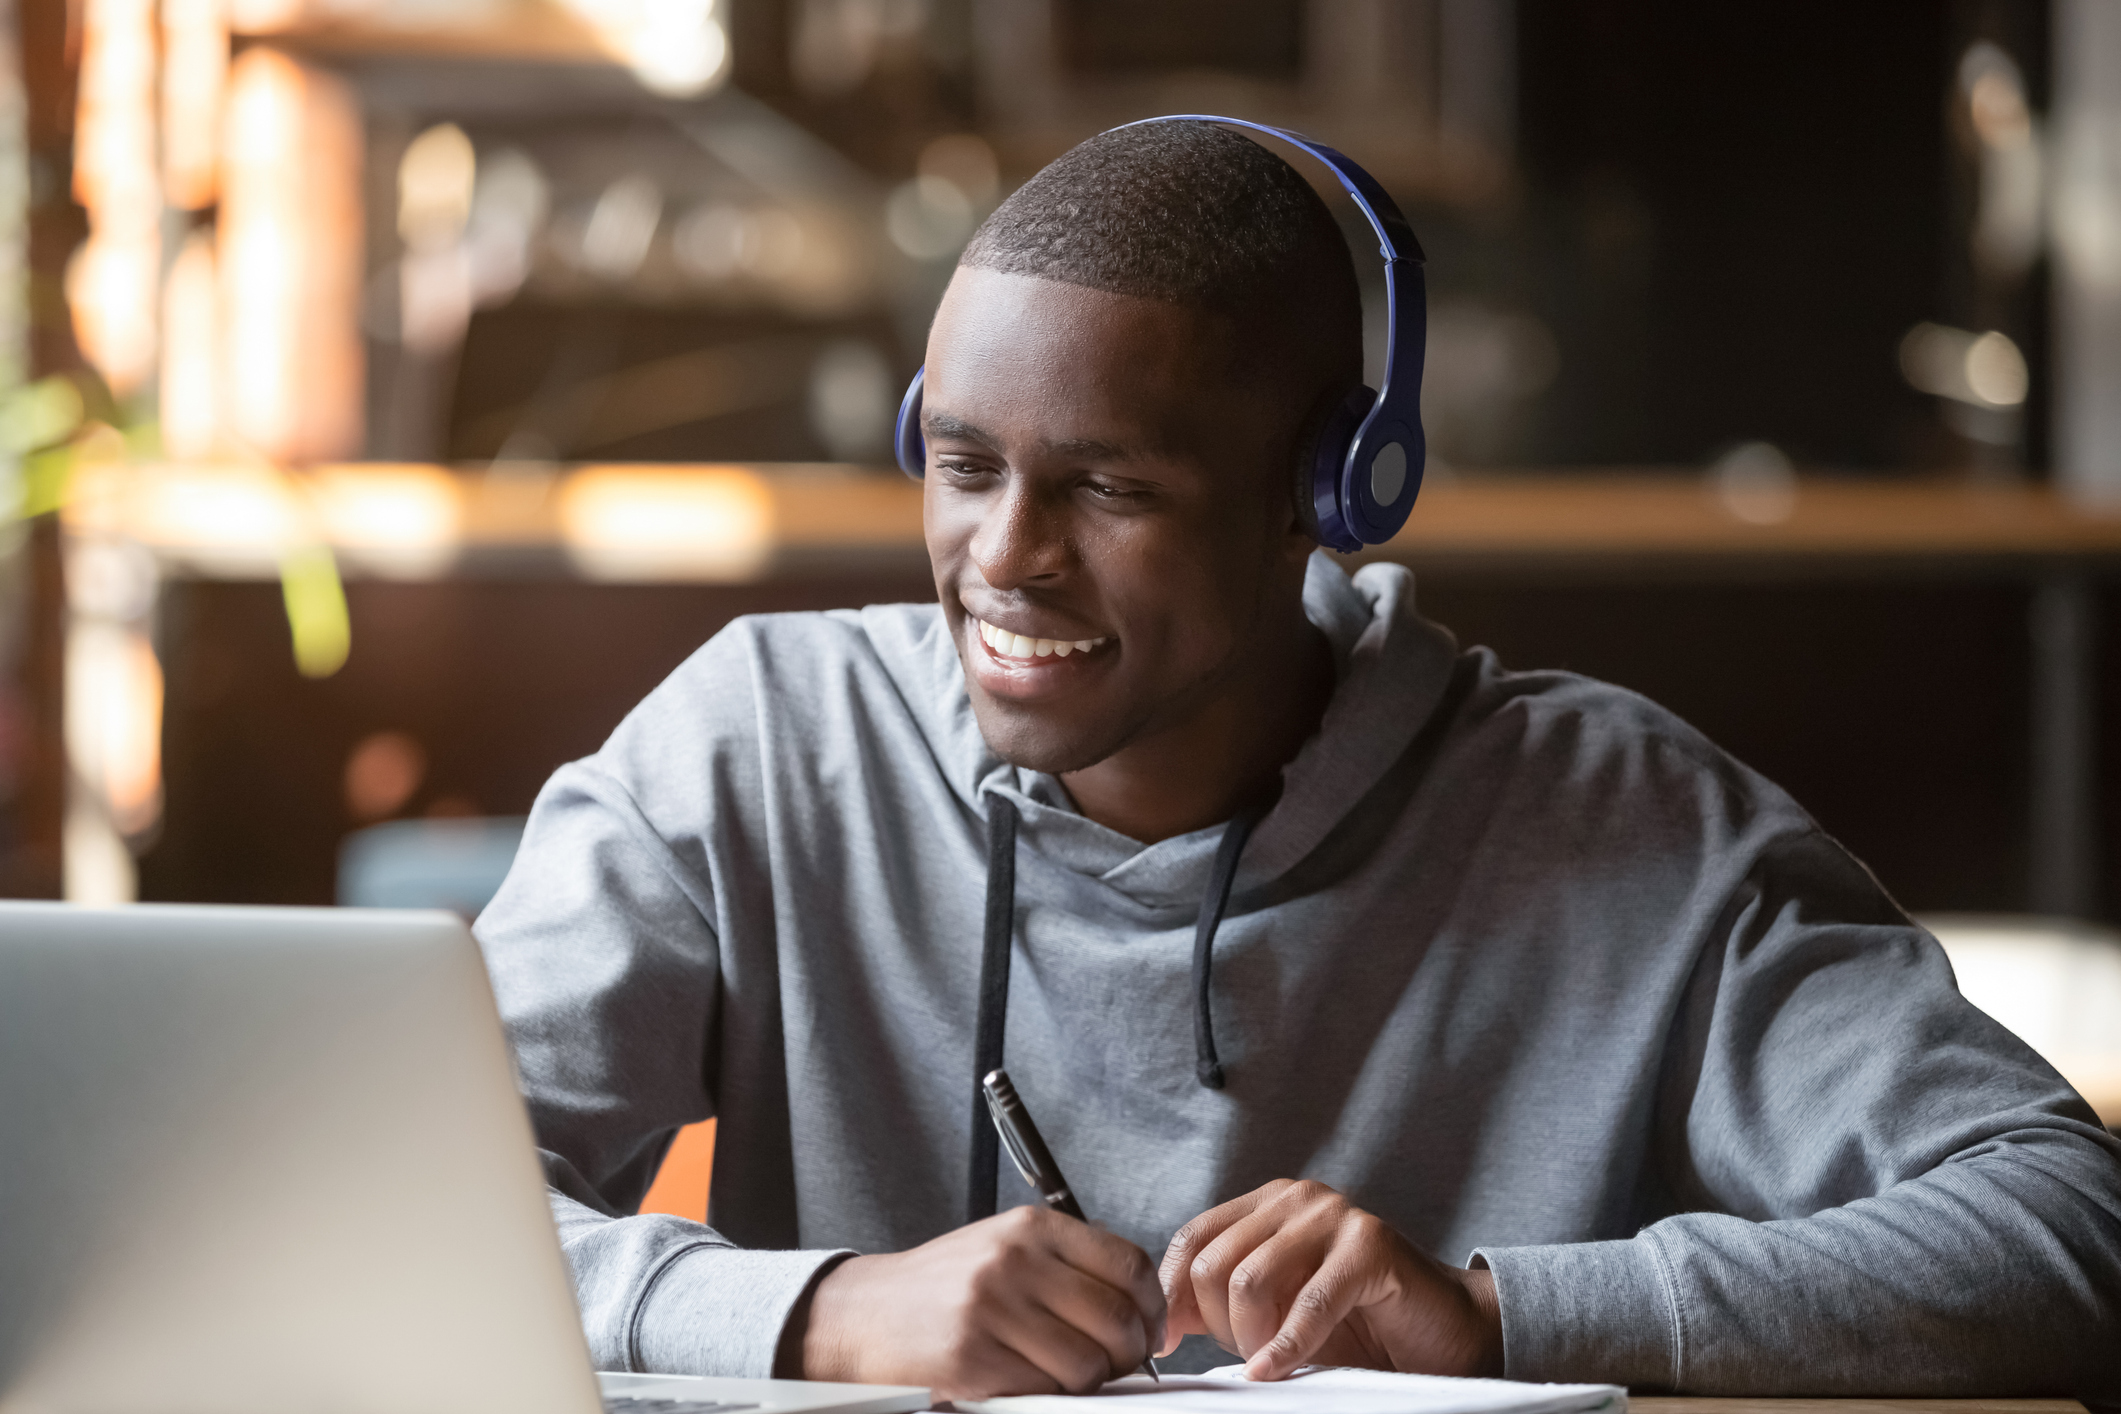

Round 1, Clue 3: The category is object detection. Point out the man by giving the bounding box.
[477,122,2121,1400]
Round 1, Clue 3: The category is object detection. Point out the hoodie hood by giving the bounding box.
[882,552,1460,918]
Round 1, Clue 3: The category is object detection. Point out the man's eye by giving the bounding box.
[1084,480,1141,501]
[935,459,994,480]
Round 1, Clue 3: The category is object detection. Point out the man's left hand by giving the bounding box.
[1157,1179,1503,1381]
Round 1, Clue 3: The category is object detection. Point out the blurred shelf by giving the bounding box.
[63,461,929,582]
[233,0,621,66]
[63,463,2121,584]
[1359,475,2121,581]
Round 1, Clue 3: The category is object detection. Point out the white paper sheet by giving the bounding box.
[953,1365,1625,1414]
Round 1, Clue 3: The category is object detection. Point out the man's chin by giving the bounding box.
[967,696,1131,778]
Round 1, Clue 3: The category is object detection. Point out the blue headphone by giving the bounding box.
[893,114,1427,553]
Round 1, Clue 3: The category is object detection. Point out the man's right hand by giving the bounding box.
[786,1206,1165,1401]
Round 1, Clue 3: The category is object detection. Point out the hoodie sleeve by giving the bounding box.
[1477,828,2121,1398]
[475,755,851,1377]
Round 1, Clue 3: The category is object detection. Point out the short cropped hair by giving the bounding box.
[959,121,1362,389]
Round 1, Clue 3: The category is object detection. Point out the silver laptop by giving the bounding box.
[0,902,929,1414]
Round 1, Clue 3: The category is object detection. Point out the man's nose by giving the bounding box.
[969,477,1068,590]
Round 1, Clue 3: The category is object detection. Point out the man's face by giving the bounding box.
[922,266,1312,775]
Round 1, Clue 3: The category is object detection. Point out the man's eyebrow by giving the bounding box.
[1042,435,1145,463]
[922,410,996,447]
[923,410,1151,465]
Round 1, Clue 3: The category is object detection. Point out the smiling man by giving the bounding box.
[476,122,2121,1403]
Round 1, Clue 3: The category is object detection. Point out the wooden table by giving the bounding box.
[920,1398,2093,1413]
[1634,1401,2086,1414]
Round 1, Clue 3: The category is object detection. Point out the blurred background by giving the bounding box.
[3,0,2120,1140]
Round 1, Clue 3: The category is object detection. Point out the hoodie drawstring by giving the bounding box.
[1189,804,1267,1090]
[966,796,1019,1225]
[966,796,1261,1220]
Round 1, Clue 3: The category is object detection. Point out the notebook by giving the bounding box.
[955,1365,1625,1414]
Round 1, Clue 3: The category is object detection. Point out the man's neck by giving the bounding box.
[1059,615,1336,845]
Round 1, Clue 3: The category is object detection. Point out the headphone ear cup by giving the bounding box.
[1290,382,1358,540]
[1305,385,1373,554]
[894,366,927,479]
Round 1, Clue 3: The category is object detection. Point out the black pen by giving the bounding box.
[982,1068,1161,1383]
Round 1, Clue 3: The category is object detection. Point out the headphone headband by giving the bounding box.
[894,115,1428,552]
[1117,115,1427,265]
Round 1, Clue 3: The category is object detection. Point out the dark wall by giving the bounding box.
[1418,574,2039,915]
[141,571,937,905]
[446,304,910,463]
[1514,1,1955,468]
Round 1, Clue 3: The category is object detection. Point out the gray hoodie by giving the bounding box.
[476,554,2121,1397]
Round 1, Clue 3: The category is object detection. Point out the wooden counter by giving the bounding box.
[1377,475,2121,568]
[64,464,2121,581]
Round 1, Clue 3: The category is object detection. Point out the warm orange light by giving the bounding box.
[344,730,427,822]
[142,465,300,553]
[395,121,483,357]
[224,0,306,30]
[399,123,477,247]
[66,622,165,839]
[558,465,773,581]
[65,236,161,400]
[160,232,220,459]
[67,461,470,577]
[558,0,731,98]
[220,46,365,464]
[162,0,229,209]
[70,0,162,396]
[67,461,300,576]
[107,631,164,835]
[73,0,159,219]
[306,464,465,577]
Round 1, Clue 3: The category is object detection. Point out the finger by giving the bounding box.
[1032,1259,1153,1381]
[995,1294,1133,1395]
[1225,1223,1336,1361]
[1160,1182,1288,1306]
[1042,1214,1167,1359]
[1161,1183,1297,1350]
[932,1332,1062,1404]
[1185,1187,1322,1354]
[1243,1245,1380,1382]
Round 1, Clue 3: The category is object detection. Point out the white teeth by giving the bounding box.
[973,617,1109,659]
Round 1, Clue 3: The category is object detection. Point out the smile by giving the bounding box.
[974,617,1111,661]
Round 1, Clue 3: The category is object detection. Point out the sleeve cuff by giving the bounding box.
[630,1244,856,1377]
[1473,1237,1680,1389]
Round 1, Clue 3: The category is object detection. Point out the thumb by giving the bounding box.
[1242,1255,1365,1382]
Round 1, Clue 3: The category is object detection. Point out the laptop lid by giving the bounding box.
[0,902,603,1414]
